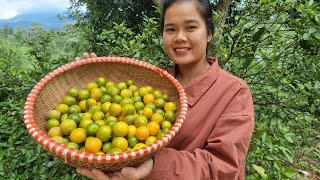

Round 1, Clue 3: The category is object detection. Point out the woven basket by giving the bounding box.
[23,56,188,172]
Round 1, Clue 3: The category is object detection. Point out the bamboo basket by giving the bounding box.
[23,56,188,172]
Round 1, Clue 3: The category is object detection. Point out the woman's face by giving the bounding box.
[163,2,212,66]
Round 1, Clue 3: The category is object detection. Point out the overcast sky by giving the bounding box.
[0,0,70,19]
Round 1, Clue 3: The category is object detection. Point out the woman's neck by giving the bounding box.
[176,59,210,87]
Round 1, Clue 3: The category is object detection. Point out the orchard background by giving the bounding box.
[0,0,319,179]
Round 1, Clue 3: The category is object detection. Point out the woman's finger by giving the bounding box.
[76,168,97,180]
[90,52,98,58]
[83,52,90,59]
[91,169,111,180]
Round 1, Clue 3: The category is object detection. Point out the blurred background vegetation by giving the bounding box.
[0,0,319,179]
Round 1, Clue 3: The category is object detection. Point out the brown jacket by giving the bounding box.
[145,57,255,180]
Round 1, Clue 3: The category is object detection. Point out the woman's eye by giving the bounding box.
[165,28,175,32]
[187,26,197,31]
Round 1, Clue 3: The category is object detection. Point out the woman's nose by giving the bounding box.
[174,30,187,42]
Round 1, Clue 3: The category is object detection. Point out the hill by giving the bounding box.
[0,11,71,31]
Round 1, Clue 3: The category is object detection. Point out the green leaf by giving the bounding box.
[279,146,294,163]
[284,133,294,143]
[253,164,268,179]
[282,167,296,178]
[253,27,266,42]
[303,33,310,40]
[314,32,320,40]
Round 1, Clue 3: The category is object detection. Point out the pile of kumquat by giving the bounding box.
[45,77,177,154]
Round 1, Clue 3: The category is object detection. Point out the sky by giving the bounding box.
[0,0,70,19]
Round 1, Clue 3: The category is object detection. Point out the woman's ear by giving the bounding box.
[207,34,213,42]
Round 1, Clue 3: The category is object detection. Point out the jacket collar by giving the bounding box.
[169,57,219,106]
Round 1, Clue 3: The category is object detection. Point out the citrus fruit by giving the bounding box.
[156,131,165,139]
[122,104,136,115]
[68,88,79,97]
[67,105,80,115]
[134,115,148,127]
[85,137,102,153]
[134,101,145,111]
[132,143,146,150]
[152,90,162,99]
[154,98,166,109]
[86,98,97,108]
[101,102,111,113]
[101,94,112,103]
[81,112,92,119]
[138,87,149,97]
[60,119,77,135]
[111,95,123,104]
[102,142,112,153]
[136,126,149,141]
[79,118,93,129]
[46,119,60,130]
[112,137,128,152]
[88,105,101,114]
[79,100,88,112]
[47,110,61,120]
[92,111,105,121]
[151,113,164,125]
[96,125,112,142]
[96,77,107,87]
[70,128,87,144]
[120,89,133,98]
[105,120,116,128]
[95,120,106,126]
[124,115,135,125]
[126,80,134,86]
[161,94,170,102]
[128,85,138,93]
[48,127,62,137]
[80,146,86,152]
[86,82,99,91]
[164,111,176,123]
[62,96,77,106]
[52,136,66,144]
[147,121,160,136]
[67,142,79,150]
[86,122,100,136]
[127,136,138,148]
[68,114,81,124]
[143,93,155,104]
[164,102,177,112]
[127,125,137,137]
[154,108,165,116]
[55,104,69,114]
[107,86,120,97]
[60,114,68,122]
[112,122,129,137]
[109,103,122,117]
[142,107,153,119]
[117,82,127,91]
[146,103,156,112]
[105,81,115,89]
[161,120,172,129]
[78,89,90,100]
[132,95,142,103]
[90,87,103,101]
[145,136,157,145]
[108,148,122,154]
[100,86,108,95]
[120,98,134,106]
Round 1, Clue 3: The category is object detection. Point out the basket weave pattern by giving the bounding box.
[23,56,188,172]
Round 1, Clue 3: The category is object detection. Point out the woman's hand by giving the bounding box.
[76,158,153,180]
[75,52,98,60]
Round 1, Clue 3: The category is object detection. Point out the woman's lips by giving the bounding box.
[174,48,191,55]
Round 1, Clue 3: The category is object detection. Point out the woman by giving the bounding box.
[77,0,254,179]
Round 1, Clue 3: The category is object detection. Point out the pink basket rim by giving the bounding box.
[23,56,188,164]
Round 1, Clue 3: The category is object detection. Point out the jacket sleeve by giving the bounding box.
[144,85,255,180]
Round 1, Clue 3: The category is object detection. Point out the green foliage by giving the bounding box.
[1,0,319,179]
[0,24,89,179]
